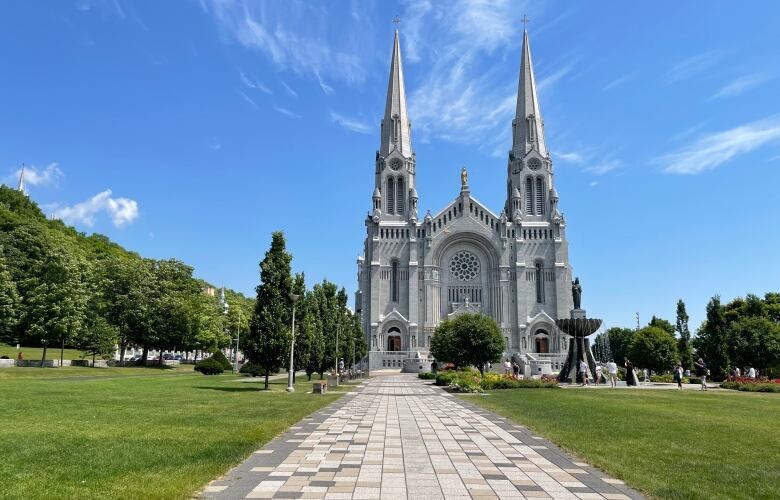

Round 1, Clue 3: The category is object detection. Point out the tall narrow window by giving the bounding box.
[535,177,544,215]
[525,177,534,214]
[391,261,399,302]
[527,116,536,143]
[535,262,544,303]
[387,177,395,215]
[396,177,404,216]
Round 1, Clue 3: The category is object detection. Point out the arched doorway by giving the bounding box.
[535,329,549,353]
[386,327,401,351]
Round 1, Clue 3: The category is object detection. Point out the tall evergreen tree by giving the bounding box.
[694,295,730,379]
[675,299,694,369]
[246,231,294,389]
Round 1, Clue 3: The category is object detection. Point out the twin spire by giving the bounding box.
[379,30,412,158]
[512,30,548,159]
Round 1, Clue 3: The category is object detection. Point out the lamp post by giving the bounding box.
[234,309,241,373]
[286,293,300,393]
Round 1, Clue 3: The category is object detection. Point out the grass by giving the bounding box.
[0,366,346,499]
[1,342,87,360]
[466,388,780,500]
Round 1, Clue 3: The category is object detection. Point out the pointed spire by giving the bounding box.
[512,30,547,158]
[17,164,26,194]
[379,30,412,158]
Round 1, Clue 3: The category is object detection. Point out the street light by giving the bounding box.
[286,293,300,393]
[233,309,241,373]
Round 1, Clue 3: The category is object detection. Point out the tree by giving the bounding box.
[311,280,340,378]
[246,232,294,390]
[648,316,675,336]
[600,327,634,364]
[726,316,780,374]
[431,313,505,374]
[628,326,679,374]
[0,248,20,343]
[78,316,118,366]
[297,290,324,381]
[675,299,694,369]
[694,295,730,380]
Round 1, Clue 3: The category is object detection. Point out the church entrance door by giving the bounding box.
[387,336,401,351]
[535,338,549,353]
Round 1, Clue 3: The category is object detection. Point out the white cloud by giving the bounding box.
[53,189,139,228]
[666,51,723,83]
[708,74,770,101]
[589,181,599,187]
[280,81,298,98]
[658,116,780,174]
[239,71,272,94]
[274,106,301,119]
[330,111,372,134]
[603,72,635,91]
[537,62,575,93]
[237,89,257,108]
[586,159,620,176]
[555,152,584,164]
[8,163,63,188]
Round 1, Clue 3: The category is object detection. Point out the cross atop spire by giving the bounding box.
[392,15,401,29]
[521,14,530,30]
[379,30,413,158]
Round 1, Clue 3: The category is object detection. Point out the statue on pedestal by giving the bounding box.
[572,277,582,310]
[460,167,468,187]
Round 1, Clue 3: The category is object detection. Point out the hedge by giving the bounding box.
[194,357,224,375]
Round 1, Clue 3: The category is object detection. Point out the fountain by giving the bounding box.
[556,277,602,384]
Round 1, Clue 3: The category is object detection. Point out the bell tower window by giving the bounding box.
[396,177,404,215]
[535,262,544,303]
[391,261,399,302]
[535,177,544,215]
[387,177,395,215]
[525,176,534,215]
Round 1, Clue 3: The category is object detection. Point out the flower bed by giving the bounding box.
[424,369,559,392]
[720,377,780,393]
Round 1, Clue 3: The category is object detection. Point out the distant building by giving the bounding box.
[357,29,575,371]
[204,286,216,297]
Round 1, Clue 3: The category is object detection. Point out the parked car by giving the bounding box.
[162,353,175,360]
[173,354,183,361]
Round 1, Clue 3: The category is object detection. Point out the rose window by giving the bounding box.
[449,251,480,281]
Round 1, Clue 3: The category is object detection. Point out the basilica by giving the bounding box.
[356,29,574,371]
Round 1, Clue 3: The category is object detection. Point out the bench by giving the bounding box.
[312,381,328,394]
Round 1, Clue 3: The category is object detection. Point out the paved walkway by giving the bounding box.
[202,375,642,499]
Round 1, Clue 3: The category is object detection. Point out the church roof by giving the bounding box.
[512,30,548,158]
[379,30,413,158]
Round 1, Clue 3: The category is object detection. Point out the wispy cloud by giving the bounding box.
[280,80,298,98]
[708,74,770,101]
[586,159,621,176]
[237,90,257,108]
[537,62,575,93]
[7,163,63,188]
[53,189,139,228]
[666,50,723,83]
[206,1,367,90]
[554,152,584,164]
[657,116,780,174]
[603,72,635,91]
[240,71,272,94]
[274,106,301,119]
[330,111,372,134]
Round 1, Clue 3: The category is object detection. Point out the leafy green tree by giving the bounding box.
[311,280,340,378]
[628,326,679,373]
[726,316,780,373]
[246,231,294,389]
[676,299,694,369]
[431,313,505,374]
[79,316,118,365]
[694,295,730,380]
[297,290,324,381]
[600,327,634,363]
[648,316,675,336]
[0,248,20,343]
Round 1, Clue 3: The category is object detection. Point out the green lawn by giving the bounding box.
[466,388,780,500]
[1,342,87,360]
[0,367,346,499]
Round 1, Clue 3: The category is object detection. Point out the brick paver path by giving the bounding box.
[202,375,642,499]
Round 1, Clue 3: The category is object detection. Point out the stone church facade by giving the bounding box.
[356,29,573,371]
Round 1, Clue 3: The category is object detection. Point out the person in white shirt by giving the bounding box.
[606,361,618,388]
[748,367,756,379]
[503,359,511,375]
[579,359,589,386]
[594,363,603,385]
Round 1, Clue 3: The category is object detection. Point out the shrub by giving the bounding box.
[435,371,458,386]
[721,381,780,393]
[210,350,233,371]
[194,357,224,375]
[650,374,691,384]
[418,372,436,380]
[239,362,262,377]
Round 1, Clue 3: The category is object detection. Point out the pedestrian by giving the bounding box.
[594,363,603,385]
[606,360,618,388]
[503,358,511,375]
[512,361,520,379]
[642,368,650,383]
[624,358,638,386]
[17,350,23,367]
[734,366,741,378]
[579,359,589,386]
[674,363,684,390]
[694,357,708,391]
[431,359,438,373]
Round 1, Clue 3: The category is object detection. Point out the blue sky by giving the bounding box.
[2,1,780,331]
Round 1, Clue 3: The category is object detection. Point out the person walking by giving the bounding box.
[503,359,511,375]
[16,351,23,367]
[606,360,618,388]
[512,361,520,379]
[694,358,708,391]
[431,359,438,373]
[594,363,603,385]
[579,359,589,386]
[674,363,684,390]
[624,358,638,386]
